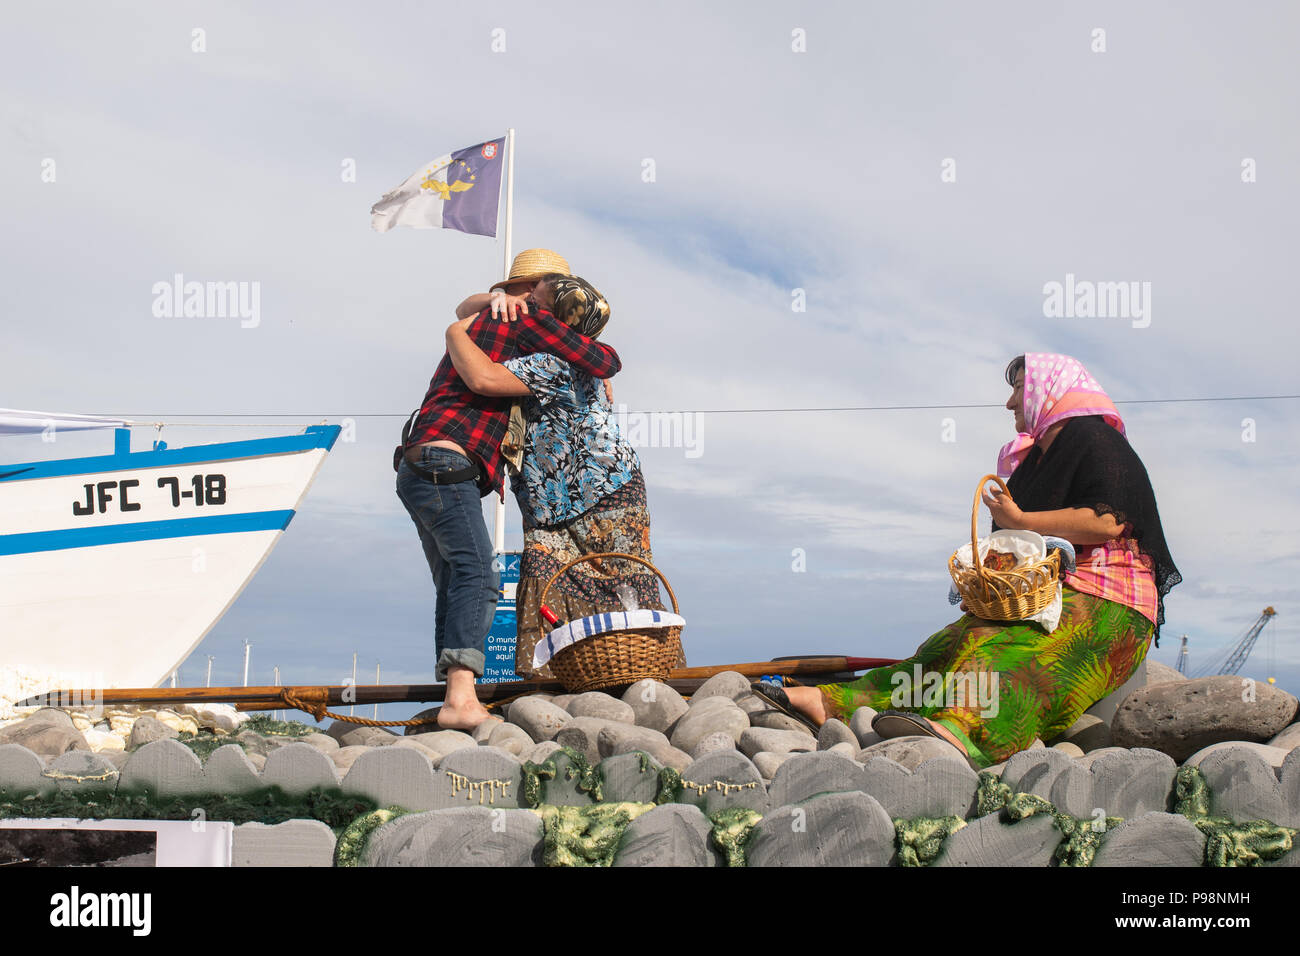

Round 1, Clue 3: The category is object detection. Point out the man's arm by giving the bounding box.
[445,318,531,396]
[516,311,621,379]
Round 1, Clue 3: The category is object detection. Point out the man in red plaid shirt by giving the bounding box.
[395,249,620,729]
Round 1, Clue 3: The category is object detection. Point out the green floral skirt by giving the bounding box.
[818,588,1153,768]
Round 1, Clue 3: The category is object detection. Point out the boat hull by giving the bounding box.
[0,426,340,689]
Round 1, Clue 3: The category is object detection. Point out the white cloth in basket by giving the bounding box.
[950,530,1063,633]
[533,609,687,670]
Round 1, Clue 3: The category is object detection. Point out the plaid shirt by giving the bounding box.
[1065,535,1159,625]
[404,306,622,496]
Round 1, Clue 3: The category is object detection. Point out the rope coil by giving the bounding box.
[279,688,436,727]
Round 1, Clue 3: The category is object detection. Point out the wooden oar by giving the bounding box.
[17,655,900,711]
[230,679,718,713]
[674,656,897,679]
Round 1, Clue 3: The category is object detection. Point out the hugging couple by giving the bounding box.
[395,249,676,731]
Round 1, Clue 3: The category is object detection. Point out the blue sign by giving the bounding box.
[481,551,520,684]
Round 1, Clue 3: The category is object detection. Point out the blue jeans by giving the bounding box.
[395,447,498,681]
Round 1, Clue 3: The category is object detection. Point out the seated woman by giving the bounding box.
[782,353,1180,769]
[445,276,682,678]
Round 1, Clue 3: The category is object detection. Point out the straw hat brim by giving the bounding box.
[490,248,571,292]
[489,272,556,292]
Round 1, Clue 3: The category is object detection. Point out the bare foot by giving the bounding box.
[784,686,828,725]
[437,664,498,731]
[436,702,499,731]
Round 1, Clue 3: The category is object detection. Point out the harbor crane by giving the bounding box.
[1190,607,1278,679]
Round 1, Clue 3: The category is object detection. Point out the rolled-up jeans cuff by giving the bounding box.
[437,648,485,682]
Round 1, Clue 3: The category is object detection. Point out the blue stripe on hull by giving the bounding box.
[0,424,341,482]
[0,510,295,555]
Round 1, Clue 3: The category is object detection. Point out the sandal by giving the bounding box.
[872,710,943,740]
[752,682,821,735]
[871,710,982,771]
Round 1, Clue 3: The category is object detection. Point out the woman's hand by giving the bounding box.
[981,486,1126,544]
[982,486,1026,528]
[488,291,531,322]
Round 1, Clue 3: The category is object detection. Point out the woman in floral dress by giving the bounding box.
[780,353,1180,768]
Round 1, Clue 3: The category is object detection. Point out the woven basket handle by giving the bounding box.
[970,473,1012,591]
[536,552,680,643]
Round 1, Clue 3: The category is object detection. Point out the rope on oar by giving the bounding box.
[481,691,530,715]
[277,687,515,728]
[279,688,439,727]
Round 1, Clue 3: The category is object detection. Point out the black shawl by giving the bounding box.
[995,416,1181,643]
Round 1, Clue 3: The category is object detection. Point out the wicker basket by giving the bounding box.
[948,474,1061,621]
[539,552,684,693]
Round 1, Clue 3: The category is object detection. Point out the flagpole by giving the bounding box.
[493,127,515,555]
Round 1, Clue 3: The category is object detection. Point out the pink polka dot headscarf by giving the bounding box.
[997,353,1125,478]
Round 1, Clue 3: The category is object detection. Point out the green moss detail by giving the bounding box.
[654,767,682,806]
[533,802,653,866]
[0,785,377,834]
[564,749,605,803]
[617,751,679,805]
[175,715,321,760]
[709,807,762,867]
[1199,821,1297,867]
[976,771,1013,816]
[519,759,555,809]
[520,746,604,808]
[241,715,322,738]
[894,816,967,867]
[1004,792,1121,867]
[179,734,241,761]
[1174,766,1297,867]
[334,806,409,867]
[1173,765,1212,821]
[972,763,1299,868]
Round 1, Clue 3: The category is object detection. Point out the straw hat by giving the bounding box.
[490,248,571,292]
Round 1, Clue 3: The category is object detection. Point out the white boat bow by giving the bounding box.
[0,413,341,690]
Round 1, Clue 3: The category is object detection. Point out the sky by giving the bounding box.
[3,1,1298,719]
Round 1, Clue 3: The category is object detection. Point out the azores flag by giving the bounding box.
[370,136,506,237]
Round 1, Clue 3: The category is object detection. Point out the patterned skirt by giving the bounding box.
[514,470,685,678]
[817,588,1153,768]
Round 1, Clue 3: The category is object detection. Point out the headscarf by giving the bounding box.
[997,353,1124,479]
[548,276,611,339]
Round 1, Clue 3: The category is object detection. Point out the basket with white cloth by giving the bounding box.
[948,474,1062,623]
[534,552,686,692]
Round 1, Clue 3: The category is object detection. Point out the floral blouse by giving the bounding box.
[502,352,641,527]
